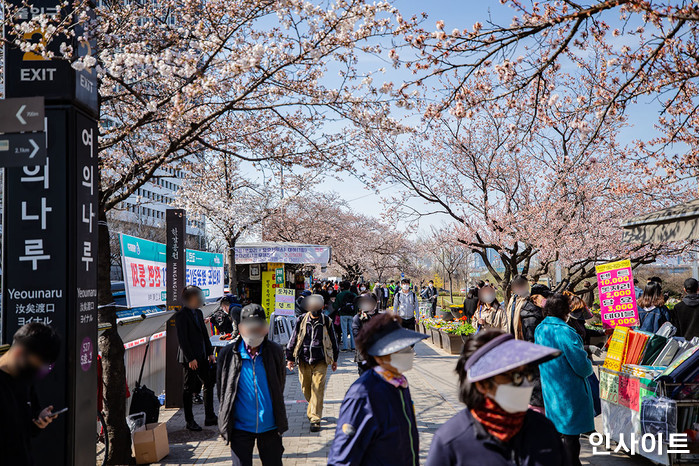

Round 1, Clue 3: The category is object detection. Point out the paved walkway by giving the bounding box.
[156,341,653,465]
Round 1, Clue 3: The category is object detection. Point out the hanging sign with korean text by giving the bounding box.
[275,288,295,316]
[596,259,639,328]
[261,271,277,319]
[234,244,331,264]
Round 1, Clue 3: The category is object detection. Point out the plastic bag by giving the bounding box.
[126,412,147,434]
[656,322,676,338]
[640,396,677,438]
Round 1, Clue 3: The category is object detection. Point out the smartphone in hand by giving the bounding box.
[50,407,69,417]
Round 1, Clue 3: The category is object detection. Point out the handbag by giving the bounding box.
[587,372,602,417]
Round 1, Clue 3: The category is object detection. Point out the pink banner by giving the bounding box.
[595,259,639,328]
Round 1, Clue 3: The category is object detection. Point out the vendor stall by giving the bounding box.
[599,325,699,464]
[232,242,331,318]
[232,242,331,345]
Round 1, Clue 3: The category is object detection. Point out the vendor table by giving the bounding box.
[599,367,699,465]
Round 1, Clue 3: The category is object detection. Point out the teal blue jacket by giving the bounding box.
[534,316,595,435]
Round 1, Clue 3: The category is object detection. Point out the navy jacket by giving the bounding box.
[328,369,419,466]
[637,305,672,333]
[426,408,568,466]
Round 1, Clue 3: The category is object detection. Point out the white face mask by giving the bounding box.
[360,286,366,292]
[428,284,433,288]
[488,382,533,413]
[401,284,410,291]
[242,334,264,348]
[389,350,415,374]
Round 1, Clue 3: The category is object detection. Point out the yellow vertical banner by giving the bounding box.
[261,270,276,320]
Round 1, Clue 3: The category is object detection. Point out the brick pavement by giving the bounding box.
[156,341,653,465]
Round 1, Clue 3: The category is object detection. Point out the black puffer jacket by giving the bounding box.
[216,336,288,441]
[676,294,699,340]
[519,301,543,343]
[519,301,545,407]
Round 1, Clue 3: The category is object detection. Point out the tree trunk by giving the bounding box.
[449,274,453,303]
[97,203,135,464]
[227,240,238,294]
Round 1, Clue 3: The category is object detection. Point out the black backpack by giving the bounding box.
[129,341,160,424]
[340,297,355,315]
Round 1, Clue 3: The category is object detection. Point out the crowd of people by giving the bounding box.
[4,272,699,465]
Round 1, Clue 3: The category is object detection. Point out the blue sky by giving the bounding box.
[318,1,503,232]
[317,0,668,236]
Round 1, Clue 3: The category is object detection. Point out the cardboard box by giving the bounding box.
[132,422,169,464]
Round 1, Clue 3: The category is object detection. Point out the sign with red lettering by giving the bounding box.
[120,233,223,308]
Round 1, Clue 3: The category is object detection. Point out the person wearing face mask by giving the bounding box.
[352,292,379,374]
[328,313,427,466]
[286,294,339,432]
[175,285,217,431]
[0,323,61,466]
[394,278,419,330]
[425,330,567,466]
[217,304,287,466]
[535,294,595,466]
[375,282,389,311]
[472,285,503,332]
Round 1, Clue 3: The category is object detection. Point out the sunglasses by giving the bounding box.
[504,369,536,387]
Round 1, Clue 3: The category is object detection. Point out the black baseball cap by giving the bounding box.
[239,304,267,327]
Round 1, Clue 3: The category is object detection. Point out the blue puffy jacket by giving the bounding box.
[328,369,419,466]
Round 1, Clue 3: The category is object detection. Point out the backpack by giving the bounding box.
[340,298,355,315]
[128,341,161,424]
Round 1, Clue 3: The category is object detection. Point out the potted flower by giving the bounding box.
[448,304,465,320]
[438,318,475,354]
[427,319,444,347]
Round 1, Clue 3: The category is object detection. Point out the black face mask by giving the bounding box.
[310,309,321,317]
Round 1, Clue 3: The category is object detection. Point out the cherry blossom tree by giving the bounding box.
[396,0,699,181]
[426,232,469,302]
[175,156,313,293]
[262,194,411,280]
[371,73,692,297]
